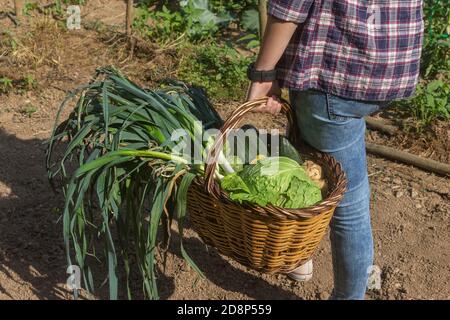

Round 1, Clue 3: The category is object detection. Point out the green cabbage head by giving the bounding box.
[220,157,323,208]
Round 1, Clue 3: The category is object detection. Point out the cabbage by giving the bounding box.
[220,157,323,208]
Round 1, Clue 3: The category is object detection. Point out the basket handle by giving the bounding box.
[204,97,298,195]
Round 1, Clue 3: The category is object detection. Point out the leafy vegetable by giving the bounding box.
[46,67,232,300]
[46,67,323,301]
[241,9,259,32]
[220,157,323,208]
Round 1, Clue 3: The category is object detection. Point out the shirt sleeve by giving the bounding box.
[268,0,314,23]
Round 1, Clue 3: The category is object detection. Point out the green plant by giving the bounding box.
[23,2,40,16]
[23,74,37,90]
[147,0,258,15]
[221,156,323,208]
[422,0,450,79]
[46,67,233,300]
[9,37,18,51]
[0,75,38,94]
[237,33,260,49]
[30,0,88,17]
[396,76,450,125]
[133,5,185,43]
[0,77,13,93]
[178,42,254,100]
[392,0,449,125]
[181,0,233,40]
[209,0,258,14]
[134,0,232,43]
[231,6,261,49]
[240,8,260,31]
[46,67,327,300]
[20,104,38,118]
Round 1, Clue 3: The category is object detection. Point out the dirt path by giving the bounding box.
[0,0,449,300]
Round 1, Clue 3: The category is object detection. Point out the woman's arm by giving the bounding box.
[247,15,299,114]
[255,15,298,71]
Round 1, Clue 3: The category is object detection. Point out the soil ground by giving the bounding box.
[0,0,449,300]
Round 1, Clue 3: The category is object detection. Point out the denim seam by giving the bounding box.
[325,93,334,120]
[330,233,342,299]
[325,93,350,122]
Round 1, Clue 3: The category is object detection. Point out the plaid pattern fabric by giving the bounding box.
[269,0,424,101]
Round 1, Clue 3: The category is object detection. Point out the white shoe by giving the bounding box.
[287,260,313,282]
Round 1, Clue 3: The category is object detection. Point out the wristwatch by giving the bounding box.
[247,62,277,82]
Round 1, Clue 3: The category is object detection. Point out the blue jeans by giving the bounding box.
[290,89,382,300]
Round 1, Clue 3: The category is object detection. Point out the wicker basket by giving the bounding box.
[187,98,347,273]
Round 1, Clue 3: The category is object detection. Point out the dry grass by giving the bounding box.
[0,14,176,92]
[1,17,65,69]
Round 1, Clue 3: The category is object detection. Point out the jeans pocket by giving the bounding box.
[325,93,384,122]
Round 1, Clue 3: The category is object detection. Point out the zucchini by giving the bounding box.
[274,134,303,164]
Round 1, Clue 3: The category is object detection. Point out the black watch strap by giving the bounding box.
[247,63,277,82]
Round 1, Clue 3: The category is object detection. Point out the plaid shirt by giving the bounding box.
[269,0,424,101]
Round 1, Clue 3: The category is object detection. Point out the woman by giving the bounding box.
[246,0,424,299]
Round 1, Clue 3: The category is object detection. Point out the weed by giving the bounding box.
[20,104,38,118]
[421,0,450,80]
[0,77,13,93]
[178,42,254,100]
[392,0,449,126]
[23,74,37,90]
[23,2,40,16]
[395,75,450,126]
[209,0,258,13]
[134,0,233,43]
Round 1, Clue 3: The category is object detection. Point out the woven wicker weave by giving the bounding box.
[187,98,347,273]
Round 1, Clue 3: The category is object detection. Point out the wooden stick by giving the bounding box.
[14,0,24,18]
[365,117,398,135]
[366,142,450,176]
[6,11,19,25]
[125,0,133,37]
[258,0,268,40]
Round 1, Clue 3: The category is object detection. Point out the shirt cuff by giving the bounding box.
[268,1,311,24]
